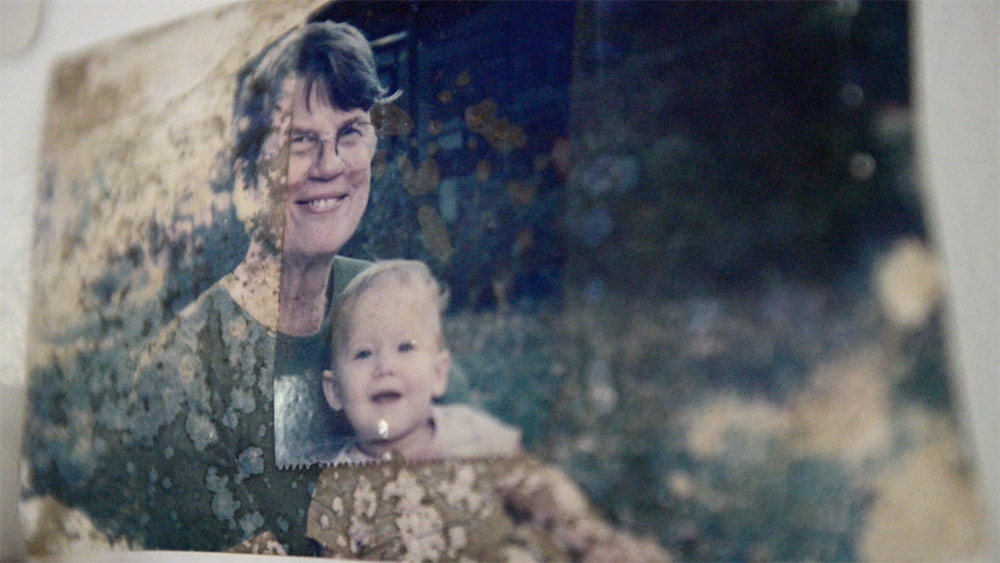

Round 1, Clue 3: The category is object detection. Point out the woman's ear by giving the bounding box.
[321,369,343,411]
[431,350,450,399]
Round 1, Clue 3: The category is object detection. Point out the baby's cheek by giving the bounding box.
[355,410,386,440]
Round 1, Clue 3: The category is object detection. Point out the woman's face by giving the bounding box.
[282,79,375,260]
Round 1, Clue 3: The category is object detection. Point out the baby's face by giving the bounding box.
[333,280,449,448]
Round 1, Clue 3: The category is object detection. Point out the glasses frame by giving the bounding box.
[288,121,378,162]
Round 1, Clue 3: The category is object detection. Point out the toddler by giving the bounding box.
[321,259,520,464]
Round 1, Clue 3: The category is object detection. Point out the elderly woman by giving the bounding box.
[121,22,398,554]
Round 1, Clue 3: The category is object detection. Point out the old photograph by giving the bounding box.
[19,1,990,560]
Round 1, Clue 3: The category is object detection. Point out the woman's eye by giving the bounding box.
[341,125,363,137]
[398,341,415,353]
[337,129,360,146]
[353,349,372,360]
[289,132,318,152]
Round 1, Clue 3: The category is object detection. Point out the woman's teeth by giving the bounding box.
[305,197,341,211]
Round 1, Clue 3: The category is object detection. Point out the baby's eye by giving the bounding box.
[353,349,373,360]
[398,341,415,353]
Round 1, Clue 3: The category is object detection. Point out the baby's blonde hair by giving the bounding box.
[330,259,449,362]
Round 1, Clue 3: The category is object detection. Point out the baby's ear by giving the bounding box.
[431,350,450,399]
[322,369,343,411]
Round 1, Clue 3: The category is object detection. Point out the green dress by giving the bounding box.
[121,256,369,554]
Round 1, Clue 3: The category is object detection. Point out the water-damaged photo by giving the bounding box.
[20,1,989,560]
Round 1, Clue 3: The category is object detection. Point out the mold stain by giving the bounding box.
[417,205,454,265]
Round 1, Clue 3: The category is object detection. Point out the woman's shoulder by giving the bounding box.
[134,278,269,378]
[175,280,239,323]
[145,281,243,347]
[128,278,274,444]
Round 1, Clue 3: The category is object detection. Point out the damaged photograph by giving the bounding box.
[20,1,990,561]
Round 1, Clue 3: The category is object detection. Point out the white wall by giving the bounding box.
[1,0,996,559]
[912,2,999,555]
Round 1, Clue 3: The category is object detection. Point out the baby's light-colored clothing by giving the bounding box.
[326,404,521,465]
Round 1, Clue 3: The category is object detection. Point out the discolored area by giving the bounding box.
[306,455,668,561]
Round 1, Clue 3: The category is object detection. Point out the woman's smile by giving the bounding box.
[295,192,349,213]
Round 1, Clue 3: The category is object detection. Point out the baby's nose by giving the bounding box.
[374,355,396,378]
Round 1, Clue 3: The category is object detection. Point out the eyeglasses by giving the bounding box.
[289,121,376,164]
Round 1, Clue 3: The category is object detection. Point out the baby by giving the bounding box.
[321,259,521,464]
[307,261,668,561]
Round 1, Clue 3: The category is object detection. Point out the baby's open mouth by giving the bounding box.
[297,194,346,211]
[371,391,402,404]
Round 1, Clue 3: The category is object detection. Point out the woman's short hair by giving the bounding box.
[231,21,391,184]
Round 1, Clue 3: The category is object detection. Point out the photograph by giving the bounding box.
[18,1,992,560]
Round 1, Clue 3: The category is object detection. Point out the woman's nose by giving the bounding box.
[312,142,346,179]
